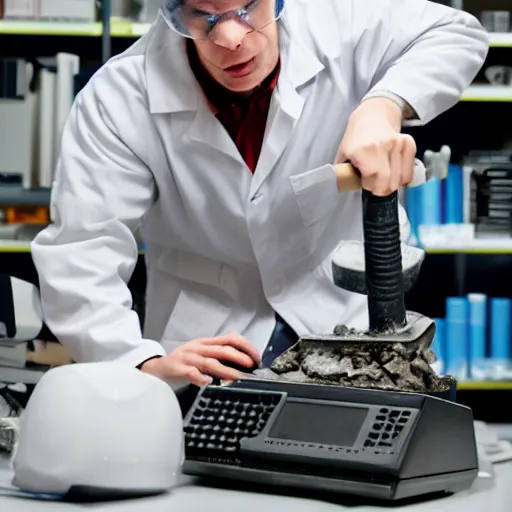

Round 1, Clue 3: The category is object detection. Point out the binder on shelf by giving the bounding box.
[405,185,421,243]
[0,59,37,189]
[3,0,37,20]
[0,59,28,100]
[445,164,464,224]
[434,294,512,382]
[405,165,460,247]
[419,177,442,226]
[38,68,55,188]
[467,293,487,380]
[489,298,512,380]
[39,0,96,23]
[54,53,80,171]
[34,52,80,188]
[445,297,468,381]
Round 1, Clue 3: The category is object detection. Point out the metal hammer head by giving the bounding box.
[331,240,425,295]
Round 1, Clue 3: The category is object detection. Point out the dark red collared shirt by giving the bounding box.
[187,40,280,173]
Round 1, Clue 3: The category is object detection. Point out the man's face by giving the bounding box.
[183,0,280,93]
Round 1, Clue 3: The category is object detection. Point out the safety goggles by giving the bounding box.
[162,0,285,40]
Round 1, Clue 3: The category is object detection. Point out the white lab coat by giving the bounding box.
[31,0,488,367]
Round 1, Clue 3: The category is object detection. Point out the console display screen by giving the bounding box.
[269,401,368,448]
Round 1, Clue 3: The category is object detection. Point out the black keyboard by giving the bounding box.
[184,387,283,459]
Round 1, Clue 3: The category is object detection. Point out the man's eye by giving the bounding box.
[243,0,259,11]
[191,8,214,18]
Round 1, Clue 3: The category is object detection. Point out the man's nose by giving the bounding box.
[211,19,250,51]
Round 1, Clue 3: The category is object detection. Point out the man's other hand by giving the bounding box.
[140,333,260,386]
[336,97,416,196]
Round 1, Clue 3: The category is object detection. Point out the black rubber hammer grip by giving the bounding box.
[362,189,407,332]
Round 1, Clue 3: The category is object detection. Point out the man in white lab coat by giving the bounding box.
[31,0,488,388]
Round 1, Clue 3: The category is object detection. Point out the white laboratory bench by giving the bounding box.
[1,454,511,512]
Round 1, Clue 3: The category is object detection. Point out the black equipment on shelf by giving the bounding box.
[473,168,512,235]
[465,151,512,237]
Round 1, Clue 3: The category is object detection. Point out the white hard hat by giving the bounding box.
[11,362,184,498]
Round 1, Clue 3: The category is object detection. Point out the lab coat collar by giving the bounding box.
[276,12,325,119]
[248,14,325,194]
[145,10,325,116]
[145,13,200,114]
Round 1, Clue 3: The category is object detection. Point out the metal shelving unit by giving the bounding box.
[0,3,511,420]
[0,0,112,207]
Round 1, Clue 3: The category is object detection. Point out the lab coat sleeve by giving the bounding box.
[30,76,167,366]
[349,0,489,124]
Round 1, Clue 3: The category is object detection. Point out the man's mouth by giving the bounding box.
[224,58,256,77]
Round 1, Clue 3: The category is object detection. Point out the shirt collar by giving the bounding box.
[186,38,281,114]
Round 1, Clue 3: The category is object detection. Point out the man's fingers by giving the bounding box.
[401,134,417,186]
[148,359,212,387]
[198,344,255,368]
[344,134,417,196]
[355,154,379,193]
[186,367,213,387]
[375,147,393,196]
[334,147,347,166]
[184,353,242,381]
[389,139,404,192]
[202,357,243,381]
[199,333,261,363]
[359,150,391,196]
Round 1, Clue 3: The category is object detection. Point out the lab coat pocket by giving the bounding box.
[157,248,239,299]
[289,164,340,227]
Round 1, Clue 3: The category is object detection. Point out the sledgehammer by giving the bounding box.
[332,146,450,333]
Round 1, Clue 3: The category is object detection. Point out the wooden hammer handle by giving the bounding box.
[336,160,430,192]
[335,163,362,192]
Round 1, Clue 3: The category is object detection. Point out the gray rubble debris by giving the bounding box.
[261,324,451,393]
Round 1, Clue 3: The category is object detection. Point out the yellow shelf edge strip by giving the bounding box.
[0,244,147,254]
[460,97,512,102]
[0,22,511,46]
[0,21,102,36]
[426,249,512,255]
[457,381,512,391]
[1,245,512,255]
[0,20,150,37]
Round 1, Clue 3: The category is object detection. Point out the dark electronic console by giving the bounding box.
[182,379,478,502]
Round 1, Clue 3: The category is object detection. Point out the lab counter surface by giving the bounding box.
[1,455,512,512]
